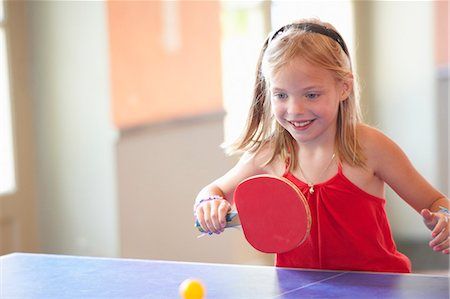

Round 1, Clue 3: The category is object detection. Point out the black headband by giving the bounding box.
[269,23,349,56]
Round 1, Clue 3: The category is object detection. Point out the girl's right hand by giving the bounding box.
[195,198,231,234]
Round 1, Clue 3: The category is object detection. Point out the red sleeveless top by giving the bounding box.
[277,163,411,273]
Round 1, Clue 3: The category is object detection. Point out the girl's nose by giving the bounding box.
[287,98,306,115]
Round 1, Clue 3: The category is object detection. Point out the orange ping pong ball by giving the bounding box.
[179,278,206,299]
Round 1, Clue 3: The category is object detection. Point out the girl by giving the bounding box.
[194,19,449,273]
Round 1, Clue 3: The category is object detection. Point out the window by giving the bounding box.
[221,0,268,144]
[0,0,16,195]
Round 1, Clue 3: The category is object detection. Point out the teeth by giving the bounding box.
[291,120,312,127]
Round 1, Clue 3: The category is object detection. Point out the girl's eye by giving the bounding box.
[305,93,320,100]
[273,93,288,100]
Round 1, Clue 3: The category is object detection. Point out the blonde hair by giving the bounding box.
[226,19,366,171]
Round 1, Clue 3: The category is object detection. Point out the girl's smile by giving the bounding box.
[288,119,315,130]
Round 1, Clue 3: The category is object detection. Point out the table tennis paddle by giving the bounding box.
[233,175,311,254]
[195,175,311,254]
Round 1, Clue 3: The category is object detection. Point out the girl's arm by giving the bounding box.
[366,127,449,254]
[194,148,275,234]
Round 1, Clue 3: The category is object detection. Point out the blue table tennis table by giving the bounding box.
[1,253,448,298]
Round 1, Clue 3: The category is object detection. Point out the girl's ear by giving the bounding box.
[340,74,353,101]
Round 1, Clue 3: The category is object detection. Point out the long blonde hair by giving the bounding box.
[226,19,365,171]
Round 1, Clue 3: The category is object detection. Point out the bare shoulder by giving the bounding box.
[239,141,285,176]
[357,124,394,152]
[357,124,412,180]
[338,124,410,199]
[358,125,401,165]
[356,124,444,212]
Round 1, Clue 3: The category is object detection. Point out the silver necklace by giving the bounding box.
[298,153,336,194]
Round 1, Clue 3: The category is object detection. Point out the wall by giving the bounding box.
[0,1,39,254]
[24,0,252,264]
[435,0,449,68]
[27,1,118,256]
[107,1,260,264]
[435,0,449,195]
[107,1,222,129]
[355,2,441,240]
[117,115,271,264]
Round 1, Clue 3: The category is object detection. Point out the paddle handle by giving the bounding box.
[195,211,240,233]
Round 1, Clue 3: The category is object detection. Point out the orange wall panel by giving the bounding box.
[107,1,223,129]
[435,0,449,66]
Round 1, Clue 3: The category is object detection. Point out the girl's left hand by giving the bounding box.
[421,209,449,254]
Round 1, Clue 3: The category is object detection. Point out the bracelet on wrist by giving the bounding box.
[438,206,449,216]
[193,195,225,213]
